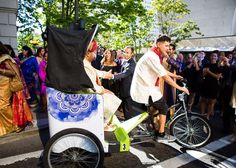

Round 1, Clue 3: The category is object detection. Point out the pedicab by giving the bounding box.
[42,25,149,168]
[42,25,211,168]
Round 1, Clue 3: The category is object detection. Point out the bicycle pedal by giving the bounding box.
[130,138,153,145]
[137,124,146,131]
[132,133,152,139]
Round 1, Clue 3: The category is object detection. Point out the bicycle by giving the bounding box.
[131,80,211,149]
[42,81,211,168]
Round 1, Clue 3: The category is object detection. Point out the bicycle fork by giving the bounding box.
[179,94,191,133]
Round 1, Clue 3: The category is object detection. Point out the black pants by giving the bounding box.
[221,86,234,133]
[148,96,168,115]
[121,96,137,120]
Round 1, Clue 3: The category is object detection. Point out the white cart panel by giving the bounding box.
[46,87,105,151]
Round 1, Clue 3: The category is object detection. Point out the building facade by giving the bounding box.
[144,0,236,51]
[0,0,18,51]
[179,0,236,51]
[184,0,236,37]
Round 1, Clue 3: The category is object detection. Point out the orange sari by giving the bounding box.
[0,55,32,136]
[0,60,18,135]
[12,91,33,127]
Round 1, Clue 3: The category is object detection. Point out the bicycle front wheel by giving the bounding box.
[43,128,104,168]
[170,113,211,148]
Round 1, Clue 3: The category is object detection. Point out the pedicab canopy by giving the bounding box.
[46,25,98,92]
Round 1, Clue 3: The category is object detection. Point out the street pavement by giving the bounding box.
[0,107,235,168]
[0,106,48,145]
[0,130,235,168]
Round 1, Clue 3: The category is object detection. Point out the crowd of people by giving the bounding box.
[0,42,47,136]
[90,38,236,141]
[174,48,236,138]
[0,36,236,141]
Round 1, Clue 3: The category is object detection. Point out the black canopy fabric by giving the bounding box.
[46,26,97,92]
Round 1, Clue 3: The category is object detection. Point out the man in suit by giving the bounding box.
[107,46,136,120]
[91,46,105,70]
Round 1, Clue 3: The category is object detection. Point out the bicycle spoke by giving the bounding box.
[173,126,186,132]
[177,132,188,142]
[171,114,211,148]
[44,129,103,168]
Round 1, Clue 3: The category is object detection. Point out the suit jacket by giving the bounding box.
[91,54,103,70]
[113,58,136,98]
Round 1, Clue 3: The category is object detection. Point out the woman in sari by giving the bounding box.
[4,44,30,100]
[20,46,39,107]
[35,47,45,65]
[4,44,33,128]
[39,51,48,113]
[0,42,19,135]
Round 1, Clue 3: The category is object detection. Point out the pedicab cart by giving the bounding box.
[42,25,149,168]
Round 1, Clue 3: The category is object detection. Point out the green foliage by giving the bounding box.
[17,0,46,51]
[17,0,43,33]
[151,0,203,44]
[40,0,146,30]
[17,32,43,52]
[171,20,203,43]
[18,0,152,53]
[17,32,33,51]
[97,13,153,53]
[18,0,201,54]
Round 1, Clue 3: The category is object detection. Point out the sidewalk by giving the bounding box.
[0,106,49,145]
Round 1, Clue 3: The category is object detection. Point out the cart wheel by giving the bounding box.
[43,128,104,168]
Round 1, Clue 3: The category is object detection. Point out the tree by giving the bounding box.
[17,0,44,33]
[17,31,43,51]
[124,14,154,53]
[151,0,203,44]
[17,0,149,52]
[97,13,153,53]
[39,0,146,30]
[17,0,46,51]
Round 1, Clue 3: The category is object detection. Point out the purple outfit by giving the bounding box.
[39,60,47,96]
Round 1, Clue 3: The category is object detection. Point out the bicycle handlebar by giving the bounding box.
[179,79,187,88]
[178,79,188,100]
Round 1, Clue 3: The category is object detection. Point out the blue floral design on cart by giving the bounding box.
[47,87,100,122]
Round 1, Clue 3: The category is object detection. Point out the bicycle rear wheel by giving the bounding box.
[43,128,104,168]
[170,113,211,148]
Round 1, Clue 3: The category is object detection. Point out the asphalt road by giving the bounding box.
[0,116,235,168]
[0,75,235,168]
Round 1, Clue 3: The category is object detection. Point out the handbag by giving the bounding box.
[8,61,23,92]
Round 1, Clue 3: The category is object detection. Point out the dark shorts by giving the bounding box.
[148,96,168,115]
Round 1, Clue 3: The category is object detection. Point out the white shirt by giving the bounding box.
[130,50,167,104]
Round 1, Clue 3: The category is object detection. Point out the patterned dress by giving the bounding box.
[0,55,18,135]
[20,56,39,106]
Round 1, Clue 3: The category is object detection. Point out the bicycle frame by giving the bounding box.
[166,92,190,128]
